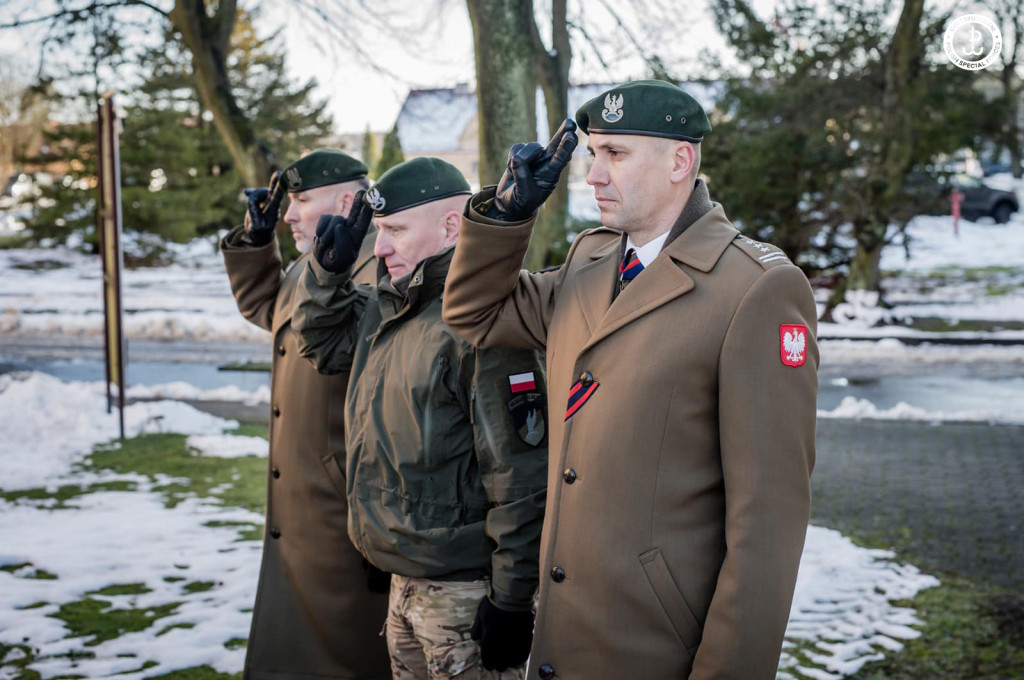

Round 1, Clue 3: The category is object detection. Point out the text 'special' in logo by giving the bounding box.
[944,14,1002,71]
[366,187,386,211]
[602,93,624,123]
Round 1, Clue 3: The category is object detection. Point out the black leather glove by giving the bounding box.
[489,118,578,221]
[312,189,373,273]
[242,170,285,246]
[470,596,534,671]
[362,559,391,594]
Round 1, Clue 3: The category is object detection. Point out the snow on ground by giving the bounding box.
[186,434,268,458]
[818,395,1024,425]
[779,526,939,680]
[126,381,270,405]
[0,371,264,677]
[1,371,940,679]
[881,212,1024,274]
[0,244,268,342]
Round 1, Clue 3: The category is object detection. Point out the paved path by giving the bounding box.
[812,419,1024,590]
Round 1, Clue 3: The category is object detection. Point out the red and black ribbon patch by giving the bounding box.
[564,378,599,421]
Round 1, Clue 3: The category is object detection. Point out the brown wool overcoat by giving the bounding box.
[442,190,818,680]
[221,226,390,680]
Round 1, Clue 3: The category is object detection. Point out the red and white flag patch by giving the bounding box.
[779,324,808,367]
[508,372,537,393]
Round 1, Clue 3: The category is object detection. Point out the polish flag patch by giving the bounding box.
[508,372,537,393]
[780,324,808,367]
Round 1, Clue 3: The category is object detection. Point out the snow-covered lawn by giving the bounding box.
[0,371,938,679]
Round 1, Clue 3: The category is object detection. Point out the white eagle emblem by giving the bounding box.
[783,329,806,364]
[366,187,386,211]
[601,93,624,123]
[285,167,302,189]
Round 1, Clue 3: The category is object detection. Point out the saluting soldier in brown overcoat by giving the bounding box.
[442,81,819,679]
[221,149,390,680]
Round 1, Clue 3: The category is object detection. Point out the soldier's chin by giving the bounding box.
[294,236,313,254]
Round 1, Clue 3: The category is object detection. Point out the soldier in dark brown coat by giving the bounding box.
[443,81,818,679]
[221,148,389,680]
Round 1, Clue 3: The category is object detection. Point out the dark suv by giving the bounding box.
[955,176,1019,224]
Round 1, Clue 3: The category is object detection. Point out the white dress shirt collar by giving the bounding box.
[625,231,670,268]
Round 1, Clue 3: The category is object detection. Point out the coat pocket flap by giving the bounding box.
[639,547,703,654]
[319,453,349,502]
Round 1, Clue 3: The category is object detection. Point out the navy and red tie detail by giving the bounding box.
[564,373,599,421]
[619,248,643,290]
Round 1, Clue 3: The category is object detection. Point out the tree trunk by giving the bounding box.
[169,0,271,187]
[847,0,924,293]
[527,0,571,270]
[466,0,537,186]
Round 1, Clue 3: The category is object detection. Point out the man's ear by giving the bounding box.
[442,209,461,246]
[336,190,355,216]
[669,142,695,185]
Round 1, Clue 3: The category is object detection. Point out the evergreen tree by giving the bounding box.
[374,123,404,178]
[20,10,333,261]
[362,124,379,176]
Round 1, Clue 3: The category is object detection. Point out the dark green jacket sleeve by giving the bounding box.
[292,256,368,376]
[469,345,549,611]
[220,224,284,332]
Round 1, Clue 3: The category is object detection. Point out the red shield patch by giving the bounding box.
[779,324,808,367]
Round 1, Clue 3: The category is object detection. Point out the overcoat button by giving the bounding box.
[270,528,281,539]
[578,371,593,385]
[551,566,566,583]
[272,467,280,479]
[563,468,577,484]
[539,664,555,680]
[277,345,286,356]
[273,405,281,418]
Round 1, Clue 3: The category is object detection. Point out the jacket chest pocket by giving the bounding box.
[420,353,470,472]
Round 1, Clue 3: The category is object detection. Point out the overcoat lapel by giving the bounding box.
[576,207,739,355]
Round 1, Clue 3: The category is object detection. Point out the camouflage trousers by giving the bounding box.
[385,574,525,680]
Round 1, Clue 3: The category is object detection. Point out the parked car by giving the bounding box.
[955,175,1019,224]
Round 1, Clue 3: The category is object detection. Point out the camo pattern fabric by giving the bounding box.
[386,575,526,680]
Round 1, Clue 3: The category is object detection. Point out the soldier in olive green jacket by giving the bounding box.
[222,149,389,680]
[292,158,548,680]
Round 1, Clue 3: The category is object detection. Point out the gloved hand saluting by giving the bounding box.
[312,189,373,273]
[242,170,286,246]
[489,118,578,222]
[470,596,534,671]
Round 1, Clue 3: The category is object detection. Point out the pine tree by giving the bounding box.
[362,124,379,176]
[19,9,333,262]
[375,123,405,178]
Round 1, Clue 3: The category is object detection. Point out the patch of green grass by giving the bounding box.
[156,622,195,636]
[89,583,151,596]
[902,317,1024,333]
[17,601,49,610]
[83,433,266,513]
[225,423,268,439]
[1,480,138,508]
[985,283,1019,296]
[1,563,58,580]
[0,233,34,250]
[146,665,241,680]
[0,642,40,679]
[182,581,216,594]
[204,520,263,542]
[224,638,247,651]
[217,361,271,373]
[114,661,158,675]
[163,576,186,583]
[50,597,180,646]
[848,578,1024,679]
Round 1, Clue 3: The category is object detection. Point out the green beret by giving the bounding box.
[365,157,471,216]
[281,148,368,193]
[576,80,711,142]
